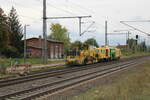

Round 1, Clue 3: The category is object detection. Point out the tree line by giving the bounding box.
[127,38,148,52]
[0,6,99,58]
[0,7,23,58]
[48,23,99,53]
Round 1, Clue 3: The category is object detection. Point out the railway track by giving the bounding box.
[0,56,149,100]
[0,60,121,88]
[0,55,145,88]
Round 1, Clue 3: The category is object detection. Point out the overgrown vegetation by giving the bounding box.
[0,59,9,74]
[0,58,64,67]
[84,38,99,48]
[71,62,150,100]
[120,38,150,57]
[69,38,99,51]
[121,50,150,58]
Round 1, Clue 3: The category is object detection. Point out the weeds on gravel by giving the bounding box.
[0,59,9,74]
[70,62,150,100]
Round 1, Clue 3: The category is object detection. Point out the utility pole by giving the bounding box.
[42,0,91,63]
[43,0,48,64]
[105,21,108,46]
[24,24,30,64]
[79,17,82,36]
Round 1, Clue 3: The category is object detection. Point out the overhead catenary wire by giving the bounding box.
[2,0,43,23]
[80,21,95,36]
[35,0,115,35]
[48,0,94,15]
[64,1,94,15]
[35,0,77,16]
[9,0,42,15]
[64,0,95,13]
[120,21,150,36]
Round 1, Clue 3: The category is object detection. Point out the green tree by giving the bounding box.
[8,7,23,57]
[48,23,70,53]
[70,40,83,50]
[84,38,99,47]
[139,41,147,52]
[70,40,90,50]
[127,38,137,49]
[0,8,10,56]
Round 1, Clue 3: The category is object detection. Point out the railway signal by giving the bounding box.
[120,20,150,49]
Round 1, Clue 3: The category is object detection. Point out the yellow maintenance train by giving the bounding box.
[66,46,121,65]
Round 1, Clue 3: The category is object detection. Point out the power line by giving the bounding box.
[47,2,77,15]
[36,0,76,15]
[69,1,94,13]
[65,1,94,15]
[120,21,150,36]
[80,21,95,36]
[2,0,42,24]
[46,15,92,36]
[10,0,42,15]
[48,0,93,15]
[2,0,43,19]
[46,16,91,19]
[20,15,41,20]
[121,20,150,22]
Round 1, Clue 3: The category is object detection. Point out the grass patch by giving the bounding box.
[10,58,64,65]
[0,58,65,66]
[0,58,65,78]
[71,62,150,100]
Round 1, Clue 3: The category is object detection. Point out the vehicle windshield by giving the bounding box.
[67,50,80,56]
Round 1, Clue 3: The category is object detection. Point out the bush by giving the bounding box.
[1,46,21,58]
[0,59,8,74]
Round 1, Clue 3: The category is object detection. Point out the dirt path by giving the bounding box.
[6,62,65,73]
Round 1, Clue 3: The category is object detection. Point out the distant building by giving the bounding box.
[26,36,64,59]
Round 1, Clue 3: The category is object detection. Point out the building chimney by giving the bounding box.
[39,35,42,47]
[39,35,42,39]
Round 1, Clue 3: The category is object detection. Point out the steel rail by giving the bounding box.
[0,61,120,88]
[0,56,148,88]
[0,57,146,100]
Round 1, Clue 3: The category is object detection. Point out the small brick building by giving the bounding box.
[26,36,64,59]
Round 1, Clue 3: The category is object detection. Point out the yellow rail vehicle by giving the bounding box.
[96,46,121,61]
[66,46,121,66]
[96,46,111,62]
[66,49,97,65]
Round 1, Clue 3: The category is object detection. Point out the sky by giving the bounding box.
[1,0,150,46]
